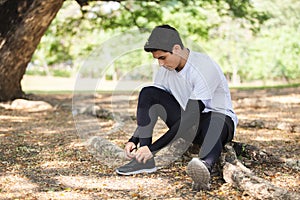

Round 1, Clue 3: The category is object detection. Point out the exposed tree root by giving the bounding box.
[220,143,300,200]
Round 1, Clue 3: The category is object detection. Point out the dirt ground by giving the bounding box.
[0,86,300,200]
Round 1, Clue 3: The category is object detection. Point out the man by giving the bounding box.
[116,24,238,189]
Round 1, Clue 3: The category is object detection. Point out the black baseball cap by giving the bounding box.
[144,25,184,52]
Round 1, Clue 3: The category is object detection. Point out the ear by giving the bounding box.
[172,44,182,54]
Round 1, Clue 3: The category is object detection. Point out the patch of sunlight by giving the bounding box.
[111,94,138,102]
[67,140,86,148]
[55,175,170,192]
[272,174,300,189]
[32,127,58,135]
[0,174,37,192]
[254,113,296,121]
[40,161,73,169]
[0,127,12,134]
[36,191,91,200]
[254,136,291,142]
[265,95,300,104]
[0,115,31,122]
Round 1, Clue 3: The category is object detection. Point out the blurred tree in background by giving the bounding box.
[31,0,299,85]
[30,0,275,82]
[0,0,298,101]
[207,0,300,84]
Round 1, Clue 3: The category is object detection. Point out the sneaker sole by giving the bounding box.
[187,158,210,185]
[116,167,157,176]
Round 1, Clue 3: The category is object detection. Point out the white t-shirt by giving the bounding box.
[153,51,238,130]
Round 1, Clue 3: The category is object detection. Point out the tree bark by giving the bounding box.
[0,0,64,101]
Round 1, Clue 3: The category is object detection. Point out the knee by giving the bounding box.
[139,86,162,100]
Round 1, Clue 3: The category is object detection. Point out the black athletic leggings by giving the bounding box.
[129,86,234,168]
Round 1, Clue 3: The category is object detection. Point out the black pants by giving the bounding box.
[130,86,234,168]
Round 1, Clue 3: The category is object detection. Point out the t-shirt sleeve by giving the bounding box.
[190,56,221,100]
[152,67,170,92]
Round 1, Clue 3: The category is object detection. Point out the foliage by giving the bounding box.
[30,0,299,83]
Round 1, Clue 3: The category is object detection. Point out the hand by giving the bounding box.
[135,146,153,164]
[124,142,137,159]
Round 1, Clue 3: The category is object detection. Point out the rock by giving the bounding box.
[10,99,53,112]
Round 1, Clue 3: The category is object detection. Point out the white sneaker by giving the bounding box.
[187,158,210,190]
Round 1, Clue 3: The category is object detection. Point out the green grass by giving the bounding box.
[24,90,74,94]
[24,81,300,94]
[230,82,300,90]
[24,90,139,95]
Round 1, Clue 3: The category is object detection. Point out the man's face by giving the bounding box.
[151,50,181,71]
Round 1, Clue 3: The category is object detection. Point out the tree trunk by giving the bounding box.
[0,0,64,102]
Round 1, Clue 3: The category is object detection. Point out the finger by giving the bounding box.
[125,148,135,159]
[127,154,135,159]
[136,154,143,163]
[124,152,131,159]
[143,157,148,164]
[135,156,140,163]
[125,149,131,157]
[138,152,145,164]
[143,154,152,163]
